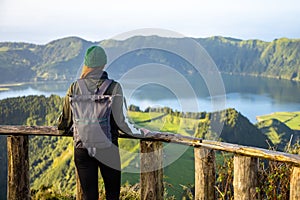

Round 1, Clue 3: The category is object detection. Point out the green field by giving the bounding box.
[0,88,9,91]
[0,82,25,91]
[124,111,200,198]
[127,111,200,136]
[124,110,300,198]
[257,111,300,130]
[1,95,298,199]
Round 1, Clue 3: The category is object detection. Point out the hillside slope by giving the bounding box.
[257,119,297,151]
[0,36,299,83]
[192,108,271,148]
[0,96,297,198]
[0,37,94,82]
[198,37,300,80]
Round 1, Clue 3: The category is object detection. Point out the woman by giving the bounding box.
[58,45,132,200]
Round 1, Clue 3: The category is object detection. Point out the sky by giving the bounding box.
[0,0,299,44]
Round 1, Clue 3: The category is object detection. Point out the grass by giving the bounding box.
[0,82,26,91]
[125,110,298,198]
[0,47,9,51]
[266,128,282,145]
[0,88,9,91]
[127,111,199,136]
[125,111,201,198]
[257,111,300,130]
[163,145,195,198]
[0,82,25,87]
[127,111,163,122]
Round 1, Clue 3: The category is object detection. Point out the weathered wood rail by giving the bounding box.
[0,125,300,200]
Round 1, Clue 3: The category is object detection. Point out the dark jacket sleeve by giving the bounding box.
[57,83,74,135]
[110,82,133,136]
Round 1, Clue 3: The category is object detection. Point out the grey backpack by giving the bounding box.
[70,79,113,157]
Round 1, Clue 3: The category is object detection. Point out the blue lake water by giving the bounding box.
[1,74,300,123]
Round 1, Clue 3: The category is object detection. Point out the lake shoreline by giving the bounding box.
[0,71,299,88]
[221,71,300,83]
[0,80,71,91]
[1,74,300,125]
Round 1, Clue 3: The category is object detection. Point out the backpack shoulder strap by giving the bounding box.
[96,79,113,95]
[77,79,90,95]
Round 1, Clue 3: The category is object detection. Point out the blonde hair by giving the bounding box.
[80,65,95,79]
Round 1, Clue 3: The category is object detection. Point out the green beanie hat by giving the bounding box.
[84,46,107,68]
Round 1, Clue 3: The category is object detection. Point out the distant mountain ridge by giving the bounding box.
[0,36,299,83]
[0,37,94,82]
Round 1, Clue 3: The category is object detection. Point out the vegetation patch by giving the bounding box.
[257,111,300,130]
[0,96,299,199]
[0,88,9,91]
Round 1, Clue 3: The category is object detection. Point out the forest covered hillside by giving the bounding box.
[0,95,299,198]
[0,36,299,83]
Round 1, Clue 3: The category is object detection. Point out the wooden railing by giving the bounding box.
[0,125,300,200]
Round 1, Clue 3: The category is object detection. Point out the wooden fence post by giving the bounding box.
[7,136,30,200]
[194,147,215,200]
[140,140,164,200]
[233,155,258,200]
[290,166,300,200]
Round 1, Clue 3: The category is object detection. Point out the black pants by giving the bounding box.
[75,147,121,200]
